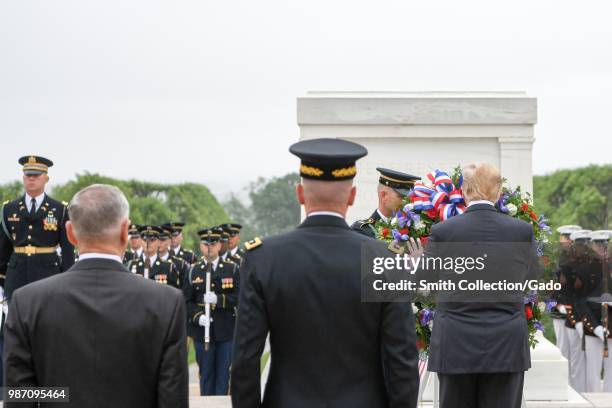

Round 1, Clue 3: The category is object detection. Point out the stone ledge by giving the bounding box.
[298,91,537,125]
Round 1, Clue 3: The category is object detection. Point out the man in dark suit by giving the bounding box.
[3,184,188,408]
[423,163,537,408]
[231,138,420,408]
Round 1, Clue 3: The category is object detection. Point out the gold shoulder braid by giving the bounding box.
[245,237,263,251]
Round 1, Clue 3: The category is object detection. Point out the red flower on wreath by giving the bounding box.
[420,236,429,246]
[530,211,538,221]
[382,228,389,238]
[520,203,530,212]
[400,228,409,235]
[525,305,533,320]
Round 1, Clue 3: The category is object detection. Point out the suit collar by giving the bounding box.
[70,257,128,272]
[299,214,349,229]
[466,203,498,213]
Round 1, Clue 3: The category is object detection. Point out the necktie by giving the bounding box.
[29,198,37,217]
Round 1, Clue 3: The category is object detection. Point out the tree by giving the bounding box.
[533,164,611,232]
[223,173,300,241]
[1,173,229,252]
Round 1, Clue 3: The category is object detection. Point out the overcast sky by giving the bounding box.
[1,0,610,199]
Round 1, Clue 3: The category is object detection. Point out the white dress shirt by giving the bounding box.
[78,252,123,264]
[376,209,389,223]
[467,199,495,208]
[25,192,45,212]
[307,211,344,219]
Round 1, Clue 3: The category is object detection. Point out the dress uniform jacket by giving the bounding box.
[126,255,182,289]
[0,194,75,299]
[172,247,196,265]
[350,209,381,238]
[184,259,239,342]
[3,257,188,408]
[231,214,420,408]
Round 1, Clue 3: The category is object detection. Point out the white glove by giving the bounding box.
[575,322,584,338]
[594,325,606,342]
[557,305,567,315]
[2,302,8,317]
[198,315,210,327]
[0,286,4,302]
[204,292,218,305]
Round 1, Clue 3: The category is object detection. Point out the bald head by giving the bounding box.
[297,178,356,216]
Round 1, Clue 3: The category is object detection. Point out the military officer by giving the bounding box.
[123,223,143,264]
[169,221,197,264]
[126,226,177,286]
[158,223,187,289]
[217,226,231,262]
[551,224,583,359]
[222,223,244,266]
[576,230,612,392]
[185,228,239,396]
[351,167,420,237]
[231,138,420,407]
[0,155,75,388]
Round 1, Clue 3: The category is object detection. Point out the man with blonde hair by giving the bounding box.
[4,184,188,408]
[425,162,536,408]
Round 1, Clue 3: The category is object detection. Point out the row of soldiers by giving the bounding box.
[0,155,246,396]
[118,223,246,396]
[551,225,612,393]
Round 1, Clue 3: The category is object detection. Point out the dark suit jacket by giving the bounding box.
[231,214,419,408]
[3,257,188,408]
[426,203,536,374]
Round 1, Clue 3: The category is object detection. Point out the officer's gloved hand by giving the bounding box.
[557,305,567,315]
[593,325,606,342]
[575,322,584,338]
[2,301,8,317]
[204,292,218,305]
[198,315,210,327]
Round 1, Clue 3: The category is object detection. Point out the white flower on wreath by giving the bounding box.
[538,302,546,313]
[413,219,426,230]
[403,203,414,212]
[390,217,398,227]
[507,203,518,216]
[412,304,419,314]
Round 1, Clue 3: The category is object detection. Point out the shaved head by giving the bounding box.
[297,178,356,216]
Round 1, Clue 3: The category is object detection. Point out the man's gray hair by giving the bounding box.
[68,184,130,239]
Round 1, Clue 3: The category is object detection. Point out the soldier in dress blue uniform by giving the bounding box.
[217,226,231,262]
[222,223,244,266]
[158,223,188,290]
[126,226,178,287]
[231,138,420,407]
[0,155,75,388]
[122,223,143,264]
[350,167,420,237]
[169,222,197,265]
[185,227,239,396]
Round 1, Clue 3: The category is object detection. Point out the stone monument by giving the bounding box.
[296,91,589,406]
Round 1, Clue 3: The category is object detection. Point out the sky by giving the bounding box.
[1,0,610,199]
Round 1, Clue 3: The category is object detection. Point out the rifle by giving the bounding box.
[602,244,609,358]
[204,240,212,351]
